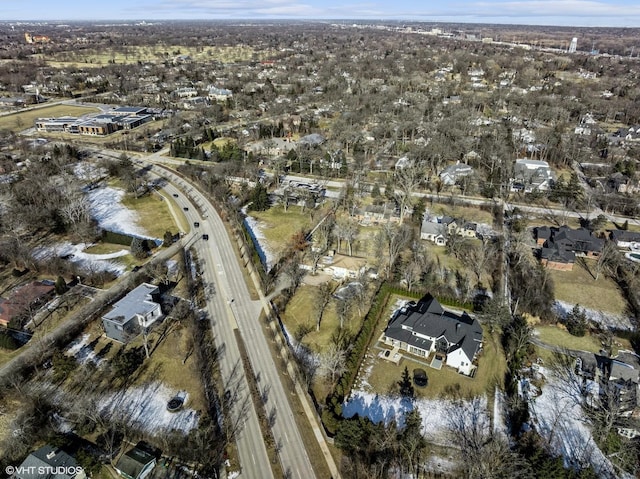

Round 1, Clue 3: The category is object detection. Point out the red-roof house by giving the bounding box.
[0,281,55,328]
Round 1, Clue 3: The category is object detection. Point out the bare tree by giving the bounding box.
[313,282,333,331]
[393,164,423,224]
[318,343,348,386]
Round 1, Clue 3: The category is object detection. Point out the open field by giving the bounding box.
[549,262,626,315]
[248,205,315,258]
[34,45,275,67]
[120,190,179,239]
[0,104,100,133]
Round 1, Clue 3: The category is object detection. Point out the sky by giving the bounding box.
[1,0,640,27]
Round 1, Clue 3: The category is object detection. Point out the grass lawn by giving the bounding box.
[534,325,602,353]
[121,191,179,239]
[361,330,505,400]
[0,346,21,368]
[428,203,494,225]
[534,324,632,354]
[84,242,129,254]
[282,283,365,353]
[549,262,626,315]
[354,293,505,399]
[74,319,206,413]
[0,104,100,133]
[248,205,314,258]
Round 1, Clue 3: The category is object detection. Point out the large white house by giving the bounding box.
[383,295,483,376]
[511,158,553,192]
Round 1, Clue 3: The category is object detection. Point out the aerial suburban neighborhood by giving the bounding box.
[0,14,639,479]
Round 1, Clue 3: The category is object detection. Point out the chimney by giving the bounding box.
[46,450,57,460]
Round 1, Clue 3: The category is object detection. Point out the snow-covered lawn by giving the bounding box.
[32,241,129,276]
[98,381,199,434]
[528,369,630,478]
[87,186,155,240]
[66,333,102,366]
[242,212,276,271]
[553,300,634,331]
[343,390,486,446]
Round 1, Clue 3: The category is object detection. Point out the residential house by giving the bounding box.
[102,283,162,343]
[511,159,554,192]
[609,230,640,249]
[382,295,483,376]
[323,253,367,280]
[353,203,401,226]
[207,86,233,102]
[439,162,474,186]
[596,353,640,421]
[114,444,157,479]
[420,220,447,246]
[13,445,86,479]
[535,225,604,270]
[0,280,55,328]
[421,215,478,245]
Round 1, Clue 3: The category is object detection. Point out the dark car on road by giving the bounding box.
[194,222,200,227]
[202,234,209,240]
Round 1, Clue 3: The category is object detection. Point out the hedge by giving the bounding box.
[322,284,473,435]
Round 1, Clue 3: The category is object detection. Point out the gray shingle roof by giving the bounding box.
[115,447,155,479]
[385,296,483,361]
[103,283,159,325]
[15,445,81,479]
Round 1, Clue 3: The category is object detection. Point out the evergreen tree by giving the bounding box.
[54,275,68,295]
[398,366,415,399]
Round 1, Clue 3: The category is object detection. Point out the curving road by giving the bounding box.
[149,166,315,479]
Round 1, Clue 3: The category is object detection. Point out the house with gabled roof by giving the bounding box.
[382,295,483,376]
[13,445,86,479]
[114,444,157,479]
[535,225,604,270]
[0,280,55,328]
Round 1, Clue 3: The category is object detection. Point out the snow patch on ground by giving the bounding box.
[242,211,276,271]
[87,186,156,240]
[32,242,128,276]
[343,390,474,445]
[528,369,631,478]
[553,300,634,331]
[66,333,102,366]
[98,381,199,434]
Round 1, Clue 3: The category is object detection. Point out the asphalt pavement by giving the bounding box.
[152,166,319,478]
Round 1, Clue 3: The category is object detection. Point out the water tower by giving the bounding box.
[568,37,578,53]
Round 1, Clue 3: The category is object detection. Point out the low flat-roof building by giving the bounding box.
[102,283,162,343]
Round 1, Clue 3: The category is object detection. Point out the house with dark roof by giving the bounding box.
[609,230,640,249]
[102,283,162,343]
[0,280,55,328]
[534,225,604,270]
[382,295,483,376]
[13,445,86,479]
[114,444,157,479]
